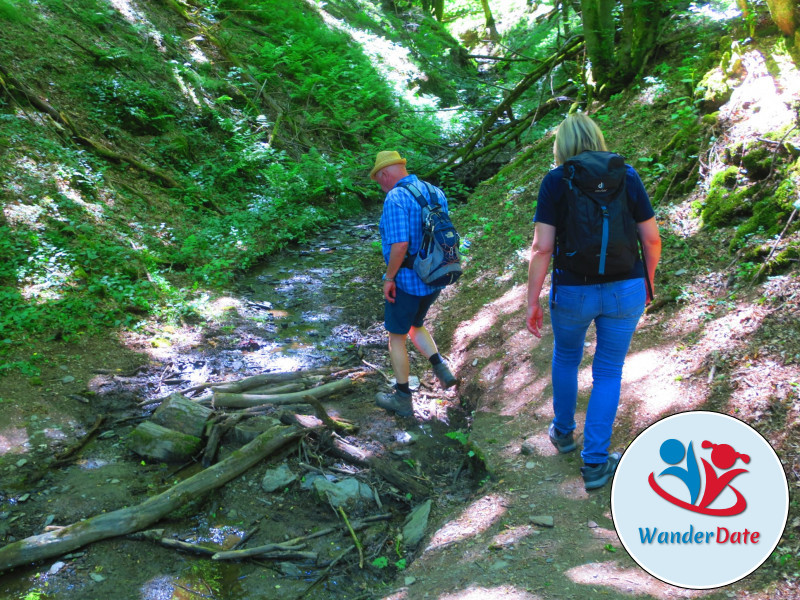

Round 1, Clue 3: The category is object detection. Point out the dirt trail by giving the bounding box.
[379,263,798,600]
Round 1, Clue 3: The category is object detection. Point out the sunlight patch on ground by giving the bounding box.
[558,476,589,500]
[172,67,203,107]
[727,357,800,423]
[438,585,542,600]
[107,0,165,51]
[19,240,75,303]
[53,172,104,219]
[453,285,526,349]
[719,50,794,141]
[0,428,29,456]
[497,371,549,417]
[489,524,538,549]
[565,561,710,598]
[308,0,468,134]
[621,349,685,414]
[423,494,508,553]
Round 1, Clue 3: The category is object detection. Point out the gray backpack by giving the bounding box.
[398,181,462,287]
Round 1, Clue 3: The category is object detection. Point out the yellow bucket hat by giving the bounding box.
[370,150,407,180]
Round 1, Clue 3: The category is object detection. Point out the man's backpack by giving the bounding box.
[398,181,462,287]
[555,151,640,277]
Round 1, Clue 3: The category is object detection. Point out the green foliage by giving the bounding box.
[0,0,27,22]
[446,430,469,445]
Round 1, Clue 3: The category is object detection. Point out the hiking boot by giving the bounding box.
[432,361,457,388]
[548,423,577,454]
[375,389,413,417]
[581,452,621,490]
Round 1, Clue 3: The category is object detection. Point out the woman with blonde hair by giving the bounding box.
[526,112,661,490]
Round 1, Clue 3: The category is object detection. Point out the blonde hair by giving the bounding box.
[553,113,608,166]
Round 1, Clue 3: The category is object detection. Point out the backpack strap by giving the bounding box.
[396,181,442,209]
[395,181,442,269]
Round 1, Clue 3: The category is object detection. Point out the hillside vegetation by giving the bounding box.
[0,0,478,370]
[1,0,800,596]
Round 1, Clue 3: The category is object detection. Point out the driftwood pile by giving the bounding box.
[0,364,434,594]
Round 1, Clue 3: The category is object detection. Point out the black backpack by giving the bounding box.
[397,181,462,287]
[555,151,640,277]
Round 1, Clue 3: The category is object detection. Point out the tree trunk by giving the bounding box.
[213,376,354,408]
[0,425,305,572]
[765,0,796,35]
[480,0,500,40]
[580,0,661,94]
[433,0,444,21]
[580,0,617,87]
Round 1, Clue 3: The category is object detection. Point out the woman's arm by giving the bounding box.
[637,217,661,302]
[526,222,556,337]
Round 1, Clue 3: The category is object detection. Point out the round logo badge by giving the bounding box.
[611,411,789,589]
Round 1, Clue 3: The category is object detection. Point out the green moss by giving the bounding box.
[772,177,798,211]
[697,67,732,110]
[770,244,800,272]
[730,199,788,250]
[701,167,751,227]
[741,146,772,180]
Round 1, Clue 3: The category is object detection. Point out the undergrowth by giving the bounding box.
[0,0,475,372]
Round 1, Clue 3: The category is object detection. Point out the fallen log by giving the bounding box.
[0,424,306,573]
[213,377,354,408]
[304,395,360,435]
[211,513,391,561]
[210,368,334,394]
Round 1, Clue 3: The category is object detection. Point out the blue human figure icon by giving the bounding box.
[658,438,701,505]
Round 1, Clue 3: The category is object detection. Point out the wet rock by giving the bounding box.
[312,477,374,510]
[529,515,554,528]
[402,499,432,548]
[279,562,303,577]
[128,421,202,463]
[48,561,66,575]
[300,473,335,490]
[227,416,282,445]
[261,464,298,493]
[151,393,212,438]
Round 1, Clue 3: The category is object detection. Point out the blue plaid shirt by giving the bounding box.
[379,174,449,297]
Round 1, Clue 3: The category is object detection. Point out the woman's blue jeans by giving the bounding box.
[549,278,646,465]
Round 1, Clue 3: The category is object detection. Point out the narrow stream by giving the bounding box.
[146,213,386,395]
[1,211,475,600]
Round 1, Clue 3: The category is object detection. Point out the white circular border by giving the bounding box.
[610,410,790,589]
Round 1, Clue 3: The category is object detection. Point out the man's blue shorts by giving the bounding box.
[385,287,441,335]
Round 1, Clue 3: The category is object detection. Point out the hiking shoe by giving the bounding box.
[548,423,577,454]
[432,361,457,388]
[375,389,413,417]
[581,452,621,490]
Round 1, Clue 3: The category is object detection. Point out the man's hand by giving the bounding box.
[384,280,397,303]
[526,302,544,338]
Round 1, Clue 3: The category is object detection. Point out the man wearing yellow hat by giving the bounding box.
[370,151,457,417]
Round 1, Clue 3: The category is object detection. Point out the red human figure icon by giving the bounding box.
[698,441,750,512]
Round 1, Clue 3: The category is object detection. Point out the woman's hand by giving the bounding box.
[526,301,544,338]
